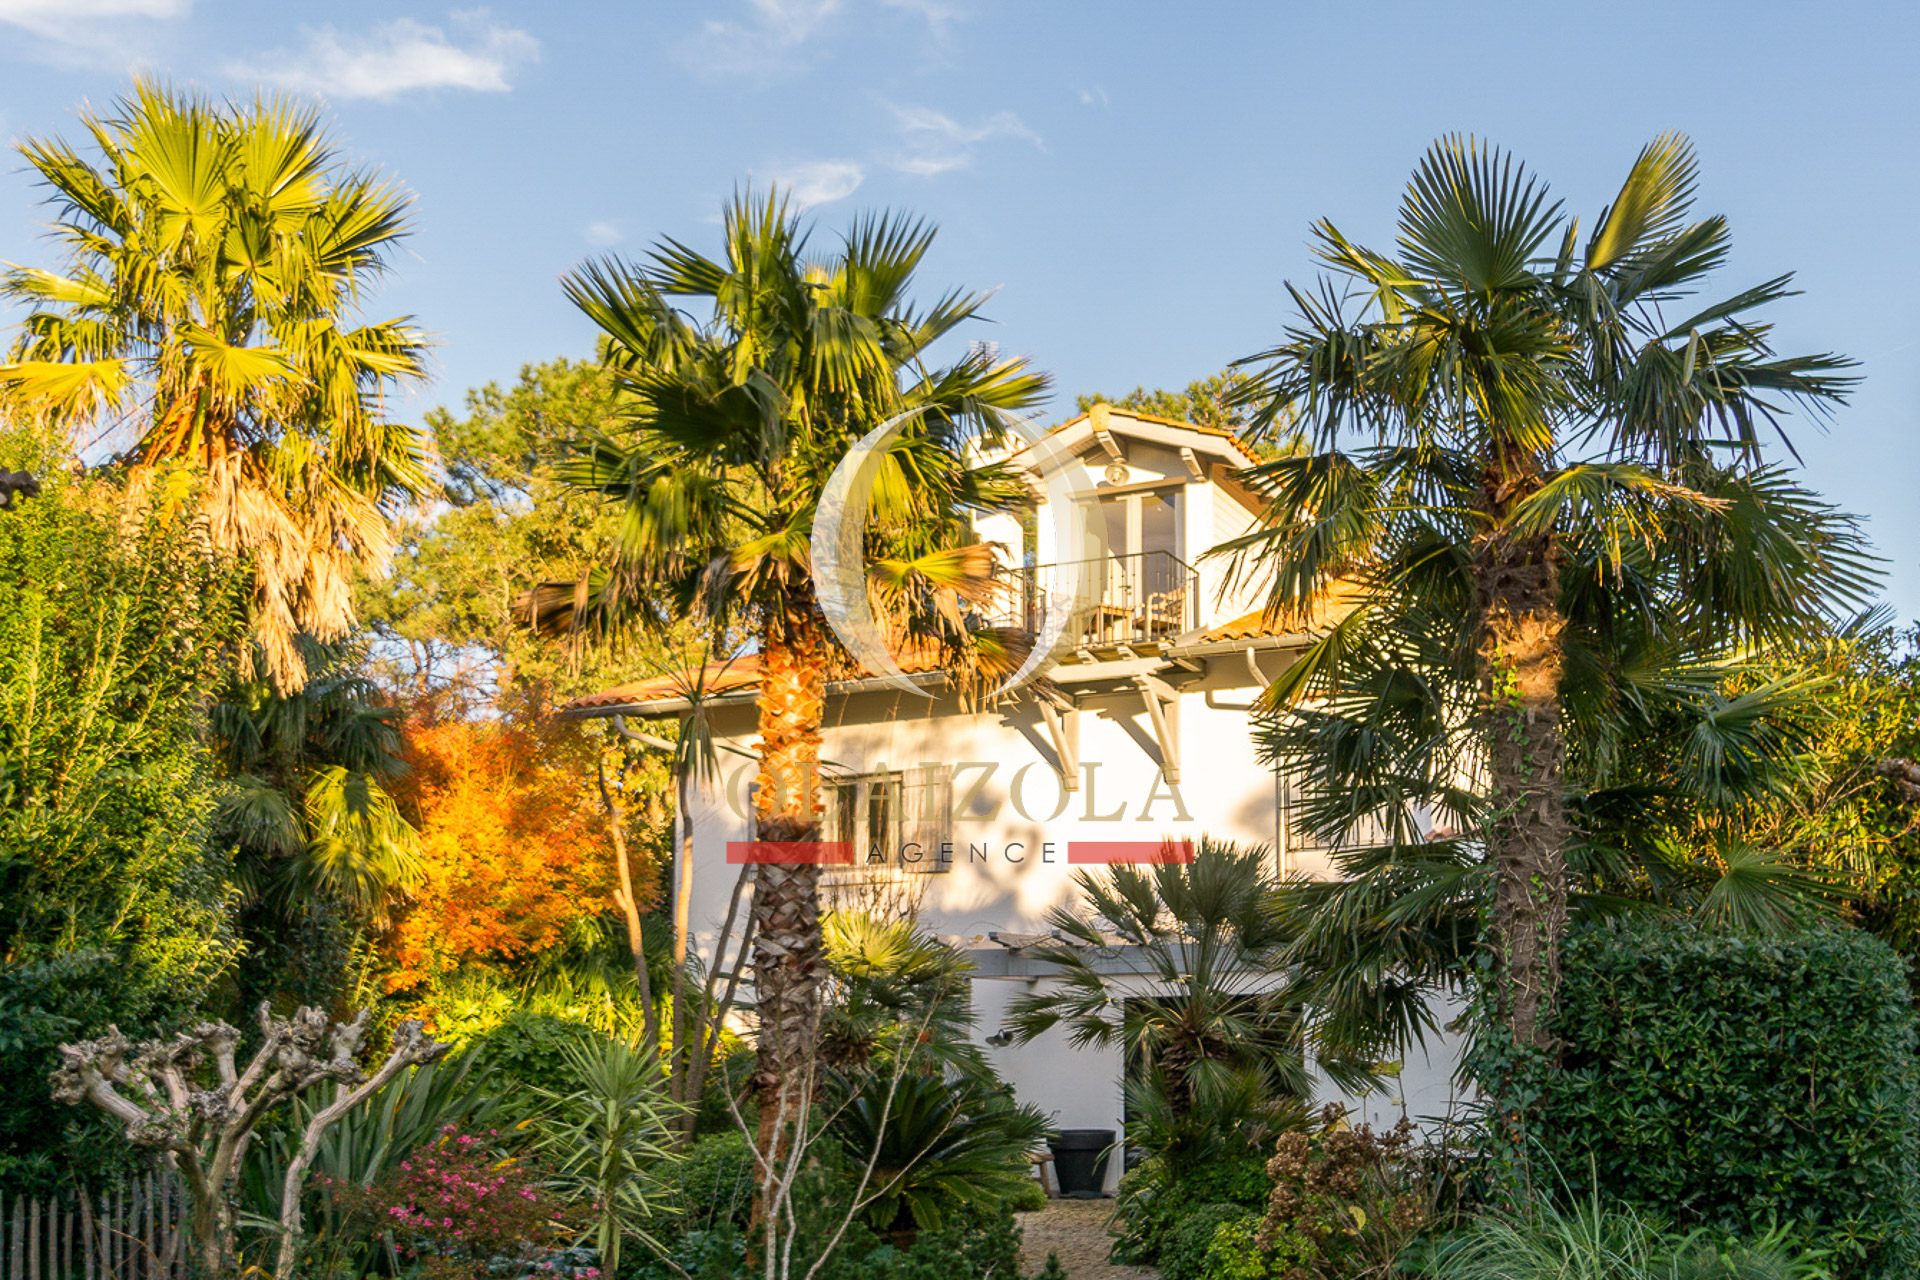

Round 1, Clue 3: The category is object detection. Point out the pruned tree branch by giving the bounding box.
[276,1019,446,1278]
[1876,757,1920,803]
[53,1005,445,1278]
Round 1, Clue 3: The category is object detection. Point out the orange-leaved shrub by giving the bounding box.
[384,713,639,999]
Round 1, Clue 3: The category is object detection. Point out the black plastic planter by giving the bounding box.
[1047,1128,1114,1197]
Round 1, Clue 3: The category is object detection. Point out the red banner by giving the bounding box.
[1068,839,1196,865]
[726,841,856,866]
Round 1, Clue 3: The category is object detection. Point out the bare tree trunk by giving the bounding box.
[599,748,662,1049]
[748,596,828,1226]
[54,1010,442,1280]
[275,1022,445,1279]
[1474,510,1570,1055]
[676,865,756,1144]
[669,765,694,1110]
[179,1161,224,1277]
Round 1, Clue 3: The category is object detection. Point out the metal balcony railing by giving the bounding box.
[993,550,1197,650]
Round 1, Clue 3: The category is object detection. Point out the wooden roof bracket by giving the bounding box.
[1180,446,1205,481]
[1134,674,1180,785]
[1036,696,1081,792]
[1090,402,1126,463]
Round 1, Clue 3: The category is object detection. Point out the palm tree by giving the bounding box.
[1007,841,1312,1173]
[0,80,430,692]
[213,639,421,1009]
[818,909,986,1080]
[544,190,1048,1165]
[1221,134,1873,1053]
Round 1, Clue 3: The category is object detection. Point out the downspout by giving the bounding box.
[1204,645,1270,711]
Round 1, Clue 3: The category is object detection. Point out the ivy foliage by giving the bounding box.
[1493,923,1920,1279]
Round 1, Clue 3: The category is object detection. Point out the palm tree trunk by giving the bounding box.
[1473,519,1569,1055]
[748,593,829,1208]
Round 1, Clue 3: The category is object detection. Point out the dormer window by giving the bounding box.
[1098,485,1183,561]
[975,405,1262,654]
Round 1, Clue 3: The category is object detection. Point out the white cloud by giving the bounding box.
[682,0,841,77]
[233,12,539,102]
[679,0,956,78]
[878,0,963,30]
[770,159,865,207]
[887,106,1041,177]
[583,220,624,247]
[746,0,842,42]
[0,0,184,34]
[0,0,189,66]
[1077,84,1109,108]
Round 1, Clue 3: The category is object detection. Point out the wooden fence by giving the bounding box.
[0,1176,189,1280]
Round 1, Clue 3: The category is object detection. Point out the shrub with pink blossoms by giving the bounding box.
[329,1126,580,1280]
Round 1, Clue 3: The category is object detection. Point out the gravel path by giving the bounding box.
[1017,1198,1159,1280]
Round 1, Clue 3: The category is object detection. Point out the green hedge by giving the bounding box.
[1496,923,1920,1278]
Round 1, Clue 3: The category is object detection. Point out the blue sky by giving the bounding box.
[2,0,1916,615]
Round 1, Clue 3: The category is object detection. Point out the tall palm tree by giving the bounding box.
[1,80,430,691]
[1222,134,1873,1052]
[543,190,1048,1161]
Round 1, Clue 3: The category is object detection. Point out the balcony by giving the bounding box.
[993,550,1197,652]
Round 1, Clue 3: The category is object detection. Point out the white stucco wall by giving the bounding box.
[647,410,1470,1171]
[678,671,1311,958]
[970,973,1128,1192]
[1312,1022,1473,1136]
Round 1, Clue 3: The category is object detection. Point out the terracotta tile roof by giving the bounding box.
[561,647,955,716]
[1201,610,1296,643]
[563,658,764,712]
[1197,583,1366,643]
[1004,406,1261,467]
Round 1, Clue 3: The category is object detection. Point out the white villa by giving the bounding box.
[562,404,1465,1189]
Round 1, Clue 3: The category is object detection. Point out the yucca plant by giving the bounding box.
[533,1033,684,1276]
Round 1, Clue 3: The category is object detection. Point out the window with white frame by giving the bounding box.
[820,765,953,874]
